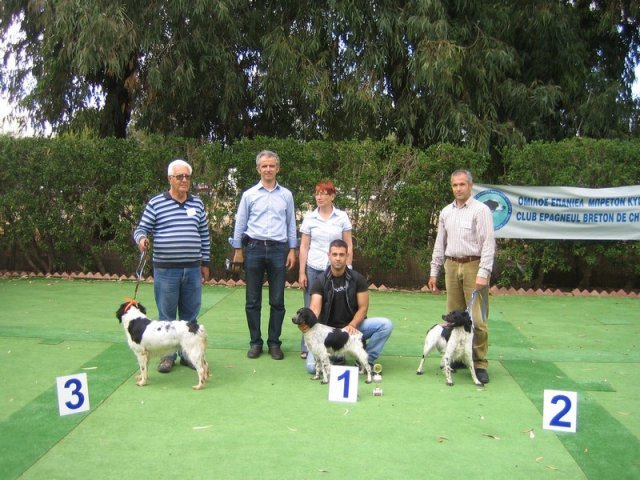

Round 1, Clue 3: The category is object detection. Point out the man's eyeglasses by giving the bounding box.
[171,174,192,181]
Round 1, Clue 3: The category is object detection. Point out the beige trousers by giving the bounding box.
[444,258,489,369]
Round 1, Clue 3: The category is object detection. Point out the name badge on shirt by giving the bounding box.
[461,220,472,229]
[186,207,197,217]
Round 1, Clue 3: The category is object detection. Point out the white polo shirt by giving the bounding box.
[300,207,352,271]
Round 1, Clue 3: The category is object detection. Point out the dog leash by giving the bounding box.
[468,288,488,323]
[132,250,148,300]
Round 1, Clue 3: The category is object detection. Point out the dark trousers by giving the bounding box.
[244,242,288,348]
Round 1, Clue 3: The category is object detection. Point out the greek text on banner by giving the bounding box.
[472,184,640,240]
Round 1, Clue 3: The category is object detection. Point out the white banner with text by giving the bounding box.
[472,184,640,240]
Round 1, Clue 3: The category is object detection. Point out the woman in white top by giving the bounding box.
[298,180,353,358]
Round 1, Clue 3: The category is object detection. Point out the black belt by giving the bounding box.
[246,236,286,246]
[446,256,481,264]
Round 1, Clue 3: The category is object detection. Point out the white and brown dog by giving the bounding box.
[292,307,372,384]
[115,300,210,390]
[416,310,483,387]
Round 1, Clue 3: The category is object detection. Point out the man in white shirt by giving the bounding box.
[428,169,495,384]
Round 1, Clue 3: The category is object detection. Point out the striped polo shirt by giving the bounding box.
[134,192,211,268]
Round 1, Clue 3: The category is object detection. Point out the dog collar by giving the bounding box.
[123,298,139,313]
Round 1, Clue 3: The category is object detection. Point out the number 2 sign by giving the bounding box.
[543,390,577,433]
[56,373,91,416]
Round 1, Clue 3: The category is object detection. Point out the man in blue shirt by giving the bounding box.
[231,150,297,360]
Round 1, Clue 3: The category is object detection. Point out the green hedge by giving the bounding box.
[1,134,638,289]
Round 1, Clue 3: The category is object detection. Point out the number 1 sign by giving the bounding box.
[543,390,577,433]
[328,365,359,403]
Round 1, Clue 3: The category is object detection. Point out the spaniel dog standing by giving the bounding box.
[416,310,483,387]
[115,300,209,390]
[292,307,372,384]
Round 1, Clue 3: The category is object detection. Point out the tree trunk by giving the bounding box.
[98,57,137,138]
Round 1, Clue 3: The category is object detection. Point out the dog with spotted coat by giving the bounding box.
[116,300,209,390]
[292,307,372,384]
[416,309,483,387]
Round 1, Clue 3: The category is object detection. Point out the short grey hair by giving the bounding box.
[255,150,280,167]
[167,159,192,176]
[451,169,473,183]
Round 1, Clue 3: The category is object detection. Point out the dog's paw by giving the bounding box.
[192,384,204,390]
[446,381,454,387]
[416,370,424,375]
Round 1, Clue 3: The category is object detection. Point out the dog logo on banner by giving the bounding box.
[475,189,512,231]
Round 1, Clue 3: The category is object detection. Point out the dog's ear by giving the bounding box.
[302,308,318,327]
[462,311,473,332]
[137,303,147,314]
[116,303,126,323]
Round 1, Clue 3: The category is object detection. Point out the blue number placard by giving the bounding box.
[328,366,359,403]
[56,373,90,416]
[543,389,577,433]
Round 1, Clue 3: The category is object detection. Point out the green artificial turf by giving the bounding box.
[0,278,638,479]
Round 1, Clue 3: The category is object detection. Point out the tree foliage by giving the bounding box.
[1,1,638,149]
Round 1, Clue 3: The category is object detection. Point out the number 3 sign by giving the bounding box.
[56,373,90,416]
[543,390,577,433]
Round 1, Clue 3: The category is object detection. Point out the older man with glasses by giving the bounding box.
[133,159,211,373]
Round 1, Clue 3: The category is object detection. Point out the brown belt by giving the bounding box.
[446,256,480,264]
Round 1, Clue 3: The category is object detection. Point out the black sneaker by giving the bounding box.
[475,368,490,384]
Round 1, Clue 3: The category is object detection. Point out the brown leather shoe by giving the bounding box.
[157,356,175,373]
[269,345,284,360]
[247,345,263,359]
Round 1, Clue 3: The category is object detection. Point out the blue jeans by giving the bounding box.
[244,242,288,348]
[153,266,202,321]
[305,316,394,374]
[153,266,202,362]
[301,265,325,353]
